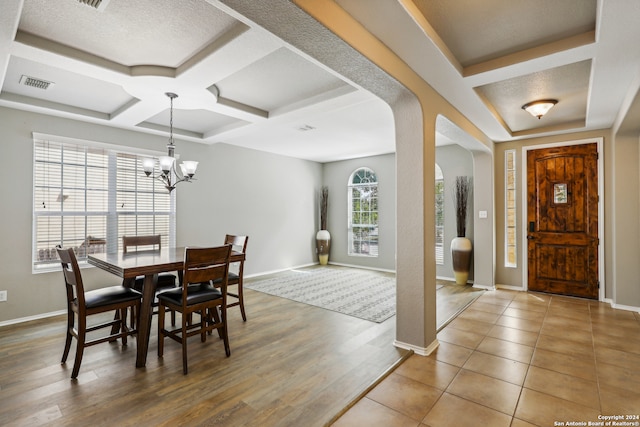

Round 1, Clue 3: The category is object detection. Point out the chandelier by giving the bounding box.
[143,92,198,192]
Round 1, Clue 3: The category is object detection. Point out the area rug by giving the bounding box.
[245,266,396,323]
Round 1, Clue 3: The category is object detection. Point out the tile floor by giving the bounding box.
[333,289,640,427]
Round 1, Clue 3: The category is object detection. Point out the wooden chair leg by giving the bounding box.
[157,304,165,357]
[238,282,246,321]
[61,312,74,363]
[71,321,86,379]
[182,318,189,375]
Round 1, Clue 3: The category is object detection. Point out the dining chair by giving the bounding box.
[215,235,249,321]
[123,235,178,325]
[157,245,232,374]
[56,246,142,379]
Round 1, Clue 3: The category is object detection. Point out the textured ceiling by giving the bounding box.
[1,0,639,162]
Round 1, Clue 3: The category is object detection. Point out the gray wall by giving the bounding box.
[435,145,474,281]
[323,153,396,271]
[0,106,323,323]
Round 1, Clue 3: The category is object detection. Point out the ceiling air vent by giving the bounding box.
[19,75,54,90]
[76,0,111,11]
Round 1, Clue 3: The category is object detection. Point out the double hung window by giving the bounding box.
[348,167,378,257]
[33,135,174,272]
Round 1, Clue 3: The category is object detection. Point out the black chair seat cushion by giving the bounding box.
[133,273,177,292]
[84,286,142,309]
[158,283,222,306]
[212,272,239,285]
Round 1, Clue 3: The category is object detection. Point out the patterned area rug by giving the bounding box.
[245,266,396,323]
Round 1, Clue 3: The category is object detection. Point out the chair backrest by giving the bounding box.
[56,246,87,309]
[183,245,232,290]
[224,235,248,255]
[123,235,162,253]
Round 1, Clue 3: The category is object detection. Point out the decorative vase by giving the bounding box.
[451,236,472,285]
[316,229,331,265]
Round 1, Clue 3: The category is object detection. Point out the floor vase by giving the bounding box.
[316,230,331,265]
[451,236,472,285]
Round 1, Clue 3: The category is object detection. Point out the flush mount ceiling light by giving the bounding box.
[522,99,558,119]
[143,93,198,193]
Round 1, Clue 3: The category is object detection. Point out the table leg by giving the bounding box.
[136,273,158,368]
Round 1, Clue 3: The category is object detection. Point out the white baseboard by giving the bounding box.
[328,262,395,274]
[0,309,66,328]
[394,338,439,356]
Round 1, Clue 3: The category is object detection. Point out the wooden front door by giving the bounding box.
[527,143,599,299]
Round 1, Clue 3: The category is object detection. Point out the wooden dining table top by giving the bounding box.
[87,246,245,278]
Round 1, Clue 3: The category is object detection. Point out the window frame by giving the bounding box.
[347,167,379,257]
[505,149,517,268]
[32,133,175,273]
[435,164,444,265]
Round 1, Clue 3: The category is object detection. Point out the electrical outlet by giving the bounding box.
[0,290,6,302]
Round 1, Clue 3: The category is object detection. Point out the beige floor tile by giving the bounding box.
[549,295,590,309]
[422,393,512,427]
[476,293,513,307]
[476,336,534,364]
[513,292,551,304]
[394,354,460,391]
[469,301,508,315]
[535,334,595,359]
[430,341,473,367]
[599,384,640,415]
[456,308,501,324]
[523,365,599,408]
[446,369,521,415]
[546,306,592,322]
[510,418,540,427]
[502,307,546,321]
[594,345,640,370]
[592,321,640,339]
[447,317,494,335]
[495,315,543,333]
[488,325,539,347]
[437,327,485,349]
[530,348,597,381]
[333,397,421,427]
[593,332,640,355]
[462,351,528,385]
[596,360,640,394]
[514,388,601,427]
[367,373,442,421]
[540,317,593,344]
[507,300,549,313]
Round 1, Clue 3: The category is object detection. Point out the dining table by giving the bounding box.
[88,246,245,368]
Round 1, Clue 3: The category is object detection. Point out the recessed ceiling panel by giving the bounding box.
[3,56,132,114]
[18,0,239,67]
[144,108,247,135]
[216,47,350,112]
[475,60,591,132]
[412,0,596,67]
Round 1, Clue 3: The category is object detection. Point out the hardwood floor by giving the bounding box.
[0,287,407,426]
[0,274,481,427]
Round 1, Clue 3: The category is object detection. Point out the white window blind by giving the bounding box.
[33,138,174,272]
[435,164,444,265]
[505,149,517,267]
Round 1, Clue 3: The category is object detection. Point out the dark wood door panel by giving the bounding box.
[527,143,598,299]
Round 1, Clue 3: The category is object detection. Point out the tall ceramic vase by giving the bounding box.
[316,229,331,265]
[451,236,472,285]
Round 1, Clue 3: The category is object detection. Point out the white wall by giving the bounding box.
[323,153,396,271]
[435,145,474,280]
[0,106,323,324]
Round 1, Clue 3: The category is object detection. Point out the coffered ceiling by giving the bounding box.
[1,0,639,162]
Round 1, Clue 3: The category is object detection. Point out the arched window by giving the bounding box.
[348,167,378,257]
[435,164,444,264]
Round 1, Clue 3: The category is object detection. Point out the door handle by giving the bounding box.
[527,235,535,240]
